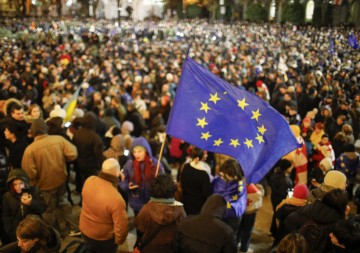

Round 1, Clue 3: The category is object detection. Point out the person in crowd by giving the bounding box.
[2,169,46,242]
[329,217,360,253]
[269,159,293,237]
[275,233,307,253]
[172,194,237,253]
[238,183,264,253]
[307,170,347,204]
[179,147,212,215]
[285,188,349,234]
[273,184,309,246]
[312,134,335,167]
[308,157,333,189]
[124,102,146,137]
[309,122,325,149]
[119,137,164,215]
[72,111,104,192]
[335,144,360,199]
[212,159,247,237]
[24,104,43,124]
[80,158,128,253]
[21,118,79,237]
[3,120,28,169]
[134,174,186,253]
[0,215,61,253]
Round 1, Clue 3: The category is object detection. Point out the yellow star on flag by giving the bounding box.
[196,117,208,128]
[232,194,238,201]
[200,102,211,113]
[226,202,231,209]
[256,134,265,144]
[258,124,267,135]
[209,92,221,104]
[201,132,212,140]
[244,138,253,148]
[251,109,261,121]
[230,139,240,148]
[213,138,223,146]
[237,98,249,110]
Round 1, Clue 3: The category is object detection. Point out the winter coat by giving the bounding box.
[119,137,164,213]
[180,162,212,215]
[80,171,128,245]
[307,184,335,204]
[134,199,186,253]
[284,199,344,234]
[212,177,247,218]
[172,194,237,253]
[2,169,46,242]
[269,170,293,209]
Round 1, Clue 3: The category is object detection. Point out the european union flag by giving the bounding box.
[347,33,359,49]
[166,56,301,183]
[329,35,335,56]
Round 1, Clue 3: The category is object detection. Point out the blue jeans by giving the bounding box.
[82,233,118,253]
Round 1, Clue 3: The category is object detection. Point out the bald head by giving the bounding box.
[102,158,121,177]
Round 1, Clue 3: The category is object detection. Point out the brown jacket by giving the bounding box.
[134,199,186,253]
[21,134,77,190]
[80,172,128,245]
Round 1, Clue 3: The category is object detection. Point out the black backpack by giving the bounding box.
[61,240,87,253]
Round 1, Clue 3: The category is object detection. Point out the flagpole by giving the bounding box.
[155,133,167,177]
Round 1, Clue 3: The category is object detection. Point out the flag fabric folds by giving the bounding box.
[347,33,359,49]
[63,87,81,122]
[166,56,301,183]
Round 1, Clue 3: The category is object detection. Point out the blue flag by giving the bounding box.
[166,56,301,183]
[347,33,359,49]
[329,35,335,56]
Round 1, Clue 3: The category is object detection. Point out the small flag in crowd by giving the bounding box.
[63,87,81,122]
[329,35,335,55]
[166,56,301,183]
[347,33,359,49]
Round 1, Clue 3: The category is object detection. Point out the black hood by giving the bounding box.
[200,194,226,219]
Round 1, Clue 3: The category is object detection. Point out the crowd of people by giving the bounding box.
[0,17,360,253]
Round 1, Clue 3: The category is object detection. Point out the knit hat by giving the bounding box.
[293,184,309,200]
[30,118,48,137]
[319,157,333,172]
[324,170,347,190]
[121,121,134,133]
[49,105,66,119]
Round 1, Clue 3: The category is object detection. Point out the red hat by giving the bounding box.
[293,184,309,200]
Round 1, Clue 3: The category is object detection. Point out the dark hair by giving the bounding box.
[321,134,329,139]
[322,189,349,219]
[276,159,292,172]
[150,174,177,199]
[276,233,307,253]
[333,219,360,250]
[5,119,23,139]
[190,147,204,160]
[219,159,243,180]
[16,215,50,248]
[10,103,23,113]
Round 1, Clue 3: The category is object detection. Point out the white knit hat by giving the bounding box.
[49,105,66,119]
[319,158,333,172]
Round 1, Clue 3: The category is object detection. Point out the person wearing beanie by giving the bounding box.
[49,104,66,120]
[273,184,309,247]
[307,170,347,204]
[309,157,333,189]
[2,169,46,243]
[21,118,79,237]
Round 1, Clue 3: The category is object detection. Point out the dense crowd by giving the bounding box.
[0,17,360,253]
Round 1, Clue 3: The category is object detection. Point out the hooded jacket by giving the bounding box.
[134,199,186,253]
[172,195,237,253]
[119,137,164,212]
[2,169,46,242]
